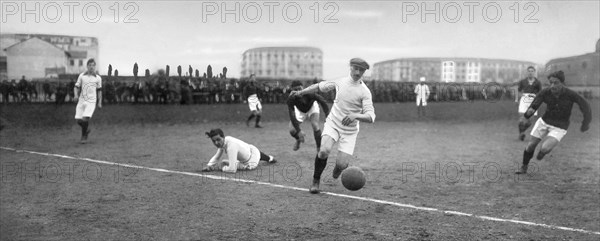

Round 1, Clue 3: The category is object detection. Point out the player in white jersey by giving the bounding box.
[414,77,430,117]
[74,59,102,144]
[291,58,376,194]
[201,128,277,173]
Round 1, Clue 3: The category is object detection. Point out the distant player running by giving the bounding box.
[516,66,543,141]
[243,74,263,128]
[74,58,102,144]
[287,80,330,152]
[516,70,591,174]
[291,58,375,194]
[201,128,277,173]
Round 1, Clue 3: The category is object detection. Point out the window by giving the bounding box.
[79,59,83,66]
[582,62,587,69]
[70,59,75,66]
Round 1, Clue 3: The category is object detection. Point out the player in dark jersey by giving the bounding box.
[516,66,543,141]
[287,80,330,151]
[515,70,591,174]
[243,74,263,128]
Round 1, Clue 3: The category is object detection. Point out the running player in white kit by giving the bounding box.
[291,58,376,194]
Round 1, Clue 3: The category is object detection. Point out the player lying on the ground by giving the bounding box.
[290,58,375,194]
[201,128,277,173]
[516,70,592,174]
[287,80,330,152]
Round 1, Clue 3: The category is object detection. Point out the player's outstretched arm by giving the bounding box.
[574,92,592,132]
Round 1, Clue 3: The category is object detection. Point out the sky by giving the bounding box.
[1,0,599,79]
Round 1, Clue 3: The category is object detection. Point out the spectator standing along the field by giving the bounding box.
[516,66,543,141]
[515,70,591,174]
[74,59,102,144]
[291,58,376,194]
[414,77,430,117]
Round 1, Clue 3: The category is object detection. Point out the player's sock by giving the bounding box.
[518,122,526,134]
[247,114,255,122]
[522,149,534,166]
[82,121,89,137]
[255,114,261,127]
[313,129,322,149]
[516,149,534,174]
[313,155,327,180]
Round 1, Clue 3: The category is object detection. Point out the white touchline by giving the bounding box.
[2,146,599,236]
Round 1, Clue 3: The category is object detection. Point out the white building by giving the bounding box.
[241,47,323,80]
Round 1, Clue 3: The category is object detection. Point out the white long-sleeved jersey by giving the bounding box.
[207,136,258,173]
[414,84,430,97]
[318,75,375,133]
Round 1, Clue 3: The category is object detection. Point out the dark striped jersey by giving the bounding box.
[529,87,592,130]
[517,77,542,94]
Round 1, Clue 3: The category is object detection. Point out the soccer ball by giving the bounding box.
[341,166,366,191]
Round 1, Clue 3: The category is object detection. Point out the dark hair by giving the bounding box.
[205,128,224,138]
[527,66,535,71]
[547,70,565,83]
[87,58,96,65]
[249,73,256,78]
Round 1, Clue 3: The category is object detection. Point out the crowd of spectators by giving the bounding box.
[1,76,595,105]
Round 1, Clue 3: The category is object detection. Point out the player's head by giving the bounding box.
[349,58,369,81]
[548,70,565,94]
[291,80,303,91]
[86,59,96,73]
[249,73,256,82]
[527,66,536,78]
[419,77,426,84]
[206,128,225,148]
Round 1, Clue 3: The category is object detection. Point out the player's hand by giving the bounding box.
[290,90,301,97]
[342,114,357,126]
[580,123,589,132]
[97,102,102,108]
[74,96,78,102]
[201,166,214,172]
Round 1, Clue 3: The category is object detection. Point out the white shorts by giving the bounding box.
[225,145,261,172]
[295,102,320,123]
[416,96,427,106]
[247,94,262,112]
[322,121,358,155]
[519,94,537,116]
[74,100,96,119]
[530,118,567,142]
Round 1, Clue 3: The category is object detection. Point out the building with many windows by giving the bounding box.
[372,57,538,83]
[1,33,98,80]
[241,47,323,80]
[545,39,600,86]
